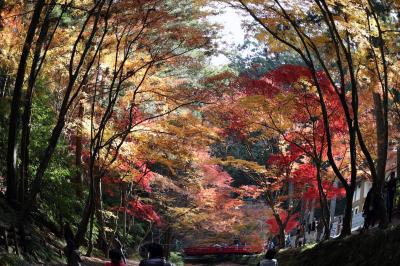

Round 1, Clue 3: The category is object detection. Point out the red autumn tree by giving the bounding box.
[239,64,348,239]
[204,64,348,241]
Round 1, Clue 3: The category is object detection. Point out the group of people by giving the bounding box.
[293,222,313,247]
[283,219,324,248]
[104,243,174,266]
[363,171,397,230]
[63,223,174,266]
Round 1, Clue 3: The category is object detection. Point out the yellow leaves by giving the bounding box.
[256,31,268,42]
[308,35,330,46]
[219,156,267,174]
[238,94,265,109]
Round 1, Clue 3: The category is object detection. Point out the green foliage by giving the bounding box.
[118,220,151,254]
[50,5,73,27]
[169,252,184,266]
[0,254,30,266]
[227,40,303,78]
[29,80,57,164]
[229,254,263,266]
[30,80,85,227]
[210,135,277,187]
[0,97,10,180]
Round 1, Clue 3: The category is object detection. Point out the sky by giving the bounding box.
[207,4,247,66]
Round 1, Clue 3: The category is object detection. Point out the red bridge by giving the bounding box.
[184,245,263,256]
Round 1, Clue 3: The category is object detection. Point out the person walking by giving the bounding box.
[285,234,291,248]
[309,219,316,243]
[63,223,82,266]
[295,225,305,247]
[386,172,397,223]
[105,249,126,266]
[113,235,126,264]
[139,243,175,266]
[300,224,306,246]
[316,219,324,242]
[363,187,376,231]
[258,249,278,266]
[265,237,275,251]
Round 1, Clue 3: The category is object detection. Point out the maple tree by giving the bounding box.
[228,0,400,235]
[205,62,348,241]
[246,64,348,239]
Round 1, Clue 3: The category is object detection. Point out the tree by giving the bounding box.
[204,63,347,240]
[1,0,114,216]
[243,64,348,238]
[6,0,47,203]
[230,0,400,234]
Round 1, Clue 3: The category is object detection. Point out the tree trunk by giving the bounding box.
[271,207,285,249]
[277,226,285,248]
[340,187,354,236]
[0,0,4,30]
[75,189,95,248]
[373,92,389,228]
[397,144,400,210]
[74,102,84,197]
[94,177,107,255]
[122,183,127,239]
[6,0,46,204]
[162,227,173,259]
[12,227,20,256]
[75,156,97,248]
[315,165,330,240]
[329,179,339,223]
[19,3,53,204]
[339,126,357,238]
[86,208,95,257]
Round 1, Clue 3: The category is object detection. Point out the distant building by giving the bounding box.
[350,147,398,230]
[352,147,398,217]
[351,178,372,219]
[326,147,399,232]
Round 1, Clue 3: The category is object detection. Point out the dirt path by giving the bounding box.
[82,257,241,266]
[81,256,139,266]
[186,263,242,266]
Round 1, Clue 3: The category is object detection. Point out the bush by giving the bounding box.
[169,252,184,266]
[0,254,30,266]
